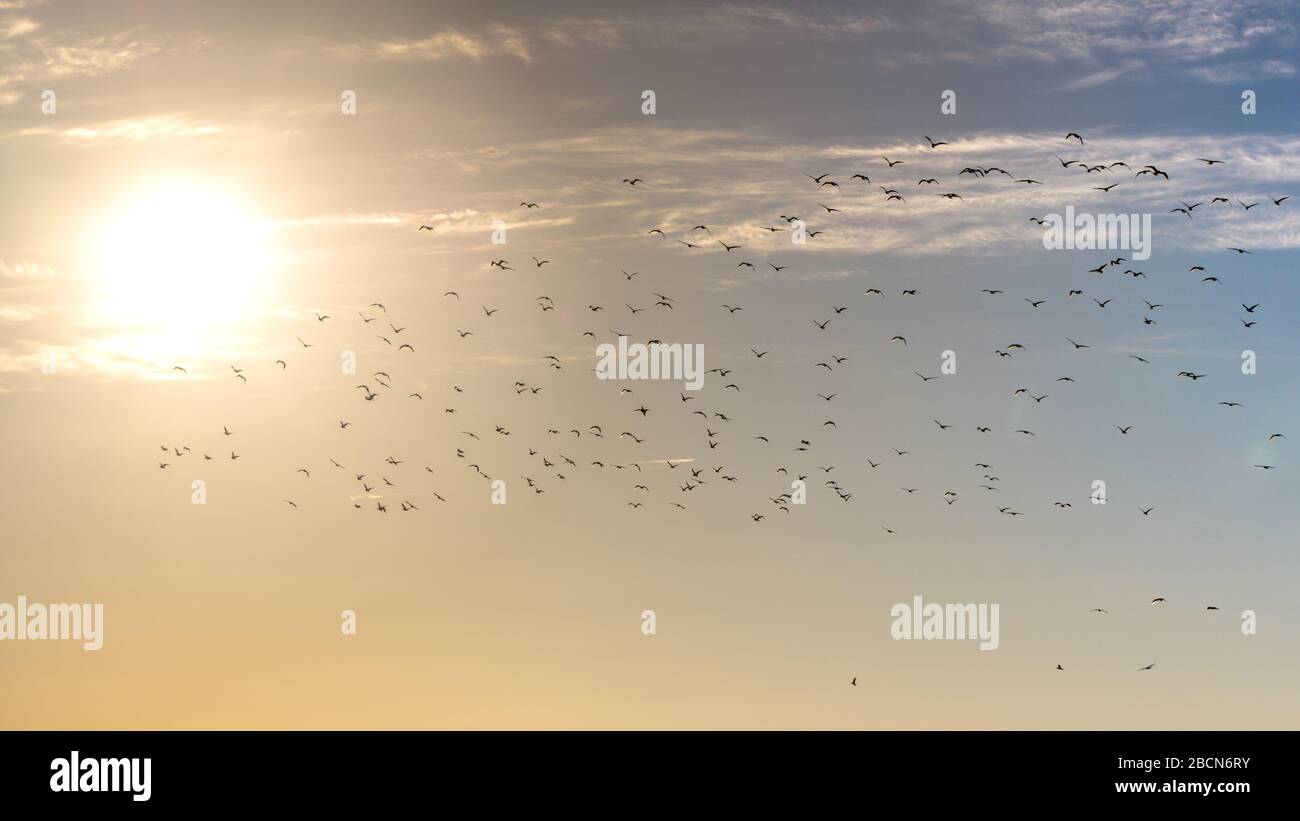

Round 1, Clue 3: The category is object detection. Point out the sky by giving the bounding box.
[1,0,1299,729]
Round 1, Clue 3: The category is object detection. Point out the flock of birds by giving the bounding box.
[156,131,1287,677]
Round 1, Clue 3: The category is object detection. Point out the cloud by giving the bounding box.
[331,4,893,66]
[0,15,38,38]
[721,3,891,36]
[0,258,60,280]
[13,114,224,142]
[1188,58,1296,83]
[937,0,1297,83]
[333,25,532,63]
[540,18,628,49]
[0,15,170,108]
[1054,61,1143,91]
[39,34,160,76]
[439,125,1300,261]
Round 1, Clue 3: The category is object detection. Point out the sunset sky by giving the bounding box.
[2,0,1299,729]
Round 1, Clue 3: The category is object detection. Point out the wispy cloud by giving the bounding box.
[938,0,1297,83]
[0,15,38,38]
[0,12,173,107]
[439,125,1300,261]
[13,114,225,142]
[1054,61,1143,91]
[718,4,891,36]
[0,258,61,281]
[39,33,160,76]
[331,4,892,66]
[333,25,532,63]
[1188,58,1297,83]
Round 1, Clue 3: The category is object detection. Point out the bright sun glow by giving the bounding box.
[96,184,269,333]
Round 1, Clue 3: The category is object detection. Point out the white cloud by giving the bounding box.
[40,34,160,76]
[0,258,60,280]
[445,125,1300,258]
[937,0,1297,83]
[1054,61,1143,91]
[15,114,224,142]
[0,15,38,38]
[334,25,532,63]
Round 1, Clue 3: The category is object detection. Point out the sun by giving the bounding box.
[95,183,270,333]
